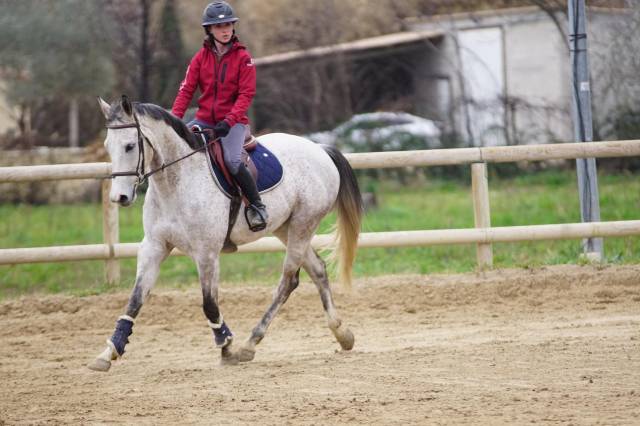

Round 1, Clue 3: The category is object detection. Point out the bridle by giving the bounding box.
[105,113,218,186]
[106,113,150,186]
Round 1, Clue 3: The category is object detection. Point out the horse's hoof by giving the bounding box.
[87,358,112,372]
[220,346,239,366]
[335,327,355,351]
[236,346,256,363]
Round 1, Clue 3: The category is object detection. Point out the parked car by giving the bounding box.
[307,112,441,152]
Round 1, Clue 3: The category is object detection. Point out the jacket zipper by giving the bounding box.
[212,54,219,124]
[212,48,231,124]
[220,63,228,84]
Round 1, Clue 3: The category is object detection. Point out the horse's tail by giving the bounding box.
[322,145,363,289]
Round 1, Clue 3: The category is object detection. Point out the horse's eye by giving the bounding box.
[125,143,135,153]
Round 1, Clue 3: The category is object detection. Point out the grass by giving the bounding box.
[1,169,639,299]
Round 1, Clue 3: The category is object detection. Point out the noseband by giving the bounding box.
[106,113,217,186]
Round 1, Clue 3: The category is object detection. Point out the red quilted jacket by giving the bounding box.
[171,37,256,127]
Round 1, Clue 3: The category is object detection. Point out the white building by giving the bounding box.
[408,6,626,146]
[254,6,629,147]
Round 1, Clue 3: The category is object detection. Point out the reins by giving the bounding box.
[106,113,218,185]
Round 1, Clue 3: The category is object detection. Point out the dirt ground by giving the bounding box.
[0,264,639,425]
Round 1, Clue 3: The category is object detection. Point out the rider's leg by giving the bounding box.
[222,124,268,231]
[234,165,268,231]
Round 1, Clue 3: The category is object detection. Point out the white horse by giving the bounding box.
[88,96,362,371]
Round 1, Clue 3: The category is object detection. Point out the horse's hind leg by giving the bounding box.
[87,238,170,372]
[232,228,309,363]
[302,247,355,351]
[195,253,235,359]
[275,227,354,349]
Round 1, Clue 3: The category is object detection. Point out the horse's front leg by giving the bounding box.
[87,238,171,372]
[195,253,235,363]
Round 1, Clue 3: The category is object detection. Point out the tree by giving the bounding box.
[153,0,188,108]
[102,0,165,103]
[0,0,115,147]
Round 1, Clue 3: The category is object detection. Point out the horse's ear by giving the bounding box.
[121,94,133,116]
[97,97,111,119]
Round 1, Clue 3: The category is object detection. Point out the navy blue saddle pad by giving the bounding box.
[208,142,284,198]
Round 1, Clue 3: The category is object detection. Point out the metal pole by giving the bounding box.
[568,0,603,260]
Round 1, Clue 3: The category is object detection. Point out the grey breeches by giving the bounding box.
[220,123,248,175]
[187,119,248,175]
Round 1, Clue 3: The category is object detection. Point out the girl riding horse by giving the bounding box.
[172,1,267,232]
[89,96,361,370]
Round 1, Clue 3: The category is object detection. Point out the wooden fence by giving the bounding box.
[1,139,640,284]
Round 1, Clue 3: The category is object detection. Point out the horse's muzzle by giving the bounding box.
[115,193,133,207]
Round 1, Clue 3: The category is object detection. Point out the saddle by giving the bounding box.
[192,126,283,253]
[197,127,259,194]
[194,126,283,198]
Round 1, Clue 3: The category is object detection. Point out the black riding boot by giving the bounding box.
[233,164,268,232]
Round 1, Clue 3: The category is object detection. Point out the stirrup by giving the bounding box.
[245,204,268,232]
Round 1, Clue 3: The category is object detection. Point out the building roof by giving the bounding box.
[406,5,628,33]
[253,5,626,68]
[254,29,443,67]
[404,5,626,26]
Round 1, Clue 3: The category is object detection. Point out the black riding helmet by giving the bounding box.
[202,1,239,27]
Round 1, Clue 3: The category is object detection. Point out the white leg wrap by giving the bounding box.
[118,315,135,324]
[105,340,120,359]
[208,315,224,329]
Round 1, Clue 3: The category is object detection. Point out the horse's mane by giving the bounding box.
[107,102,202,150]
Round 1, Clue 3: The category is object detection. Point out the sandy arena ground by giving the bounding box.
[0,264,639,425]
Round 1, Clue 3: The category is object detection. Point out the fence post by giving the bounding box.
[101,179,120,285]
[471,162,493,269]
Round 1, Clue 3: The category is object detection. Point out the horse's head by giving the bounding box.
[98,96,151,207]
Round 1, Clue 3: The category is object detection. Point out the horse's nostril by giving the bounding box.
[119,194,129,204]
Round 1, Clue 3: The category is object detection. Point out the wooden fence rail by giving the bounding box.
[1,139,640,283]
[1,220,639,265]
[2,139,640,182]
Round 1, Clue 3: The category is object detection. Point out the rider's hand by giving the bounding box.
[214,121,231,138]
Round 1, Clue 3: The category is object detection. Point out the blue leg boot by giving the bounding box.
[107,315,134,357]
[209,316,234,348]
